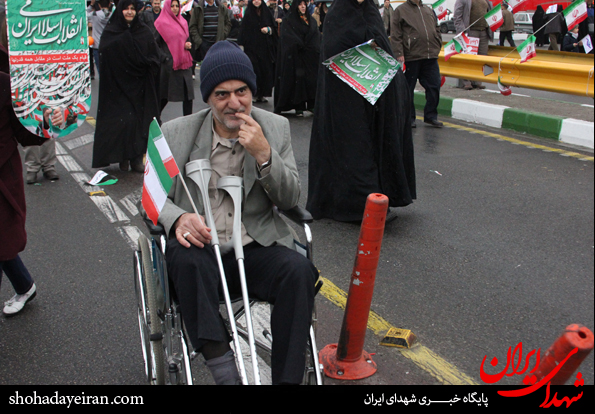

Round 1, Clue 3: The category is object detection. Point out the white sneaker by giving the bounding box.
[3,284,37,316]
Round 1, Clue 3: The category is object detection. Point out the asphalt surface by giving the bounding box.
[1,67,593,392]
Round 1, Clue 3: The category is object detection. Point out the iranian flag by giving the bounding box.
[498,77,512,96]
[517,35,537,63]
[444,33,469,61]
[180,0,194,14]
[141,119,181,225]
[506,0,529,13]
[432,0,448,20]
[484,4,504,32]
[563,0,588,30]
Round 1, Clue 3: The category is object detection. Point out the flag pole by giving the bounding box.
[178,173,201,218]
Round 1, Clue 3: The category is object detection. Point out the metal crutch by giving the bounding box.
[217,176,261,385]
[185,159,249,385]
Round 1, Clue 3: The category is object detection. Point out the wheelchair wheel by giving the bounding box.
[135,235,166,385]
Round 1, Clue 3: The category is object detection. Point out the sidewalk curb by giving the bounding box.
[413,92,595,150]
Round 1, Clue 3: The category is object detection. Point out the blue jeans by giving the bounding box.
[93,48,100,75]
[0,255,34,295]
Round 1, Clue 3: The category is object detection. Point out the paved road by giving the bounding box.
[1,74,593,388]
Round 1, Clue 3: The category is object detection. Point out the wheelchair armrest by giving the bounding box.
[278,205,313,225]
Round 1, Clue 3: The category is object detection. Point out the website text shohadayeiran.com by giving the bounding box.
[8,391,143,408]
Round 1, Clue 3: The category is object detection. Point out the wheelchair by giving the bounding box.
[133,204,324,385]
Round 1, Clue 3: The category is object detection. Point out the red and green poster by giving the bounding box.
[323,40,402,105]
[5,0,91,138]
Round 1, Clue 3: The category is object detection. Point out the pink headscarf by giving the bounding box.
[154,0,194,71]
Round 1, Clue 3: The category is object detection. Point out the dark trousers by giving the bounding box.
[166,240,317,384]
[499,31,516,47]
[0,255,34,294]
[404,58,441,122]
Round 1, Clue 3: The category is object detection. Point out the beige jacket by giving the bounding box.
[158,107,300,250]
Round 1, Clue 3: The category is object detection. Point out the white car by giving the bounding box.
[513,12,534,34]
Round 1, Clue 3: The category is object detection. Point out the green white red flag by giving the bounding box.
[517,35,537,63]
[484,4,504,32]
[506,0,529,13]
[563,0,588,30]
[180,0,193,14]
[498,77,512,96]
[444,33,469,61]
[432,0,448,20]
[141,119,180,225]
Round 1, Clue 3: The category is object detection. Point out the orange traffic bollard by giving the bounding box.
[319,193,389,380]
[529,324,594,385]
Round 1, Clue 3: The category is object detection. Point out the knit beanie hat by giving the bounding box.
[199,41,257,103]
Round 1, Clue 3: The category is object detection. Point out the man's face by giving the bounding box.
[208,80,253,135]
[152,0,161,13]
[385,0,390,7]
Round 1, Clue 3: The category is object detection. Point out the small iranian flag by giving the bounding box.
[506,0,529,13]
[563,0,588,30]
[142,119,181,225]
[517,35,537,63]
[444,33,469,61]
[432,0,448,20]
[498,77,512,96]
[180,0,193,14]
[484,4,504,32]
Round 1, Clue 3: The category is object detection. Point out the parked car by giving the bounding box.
[513,12,534,34]
[439,19,456,34]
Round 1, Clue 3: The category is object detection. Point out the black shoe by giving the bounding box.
[26,171,37,184]
[424,118,443,128]
[130,156,145,173]
[411,120,416,128]
[43,170,59,181]
[386,207,399,224]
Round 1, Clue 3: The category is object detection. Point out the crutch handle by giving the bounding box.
[217,176,244,260]
[185,159,220,246]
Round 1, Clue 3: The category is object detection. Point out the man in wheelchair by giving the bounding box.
[157,41,318,385]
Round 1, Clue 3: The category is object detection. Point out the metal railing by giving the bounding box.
[438,45,594,98]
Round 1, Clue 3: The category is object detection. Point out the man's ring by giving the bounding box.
[183,232,190,239]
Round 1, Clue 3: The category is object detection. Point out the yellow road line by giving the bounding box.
[435,118,594,162]
[319,277,479,385]
[86,116,96,127]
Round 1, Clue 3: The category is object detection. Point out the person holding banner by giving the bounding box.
[307,0,416,223]
[544,5,566,51]
[563,24,584,52]
[92,0,161,172]
[157,40,317,385]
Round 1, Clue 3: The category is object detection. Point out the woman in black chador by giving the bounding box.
[273,0,320,115]
[92,0,160,172]
[306,0,416,223]
[237,0,277,103]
